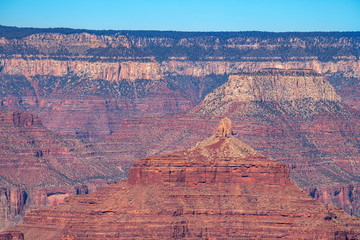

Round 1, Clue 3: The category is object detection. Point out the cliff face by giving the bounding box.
[0,110,128,231]
[100,70,360,218]
[1,28,360,232]
[7,119,360,239]
[1,27,359,60]
[192,69,340,115]
[1,57,359,140]
[1,29,360,141]
[1,58,360,81]
[0,188,27,230]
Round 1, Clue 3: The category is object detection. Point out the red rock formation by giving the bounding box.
[338,88,360,110]
[192,69,340,115]
[0,110,127,231]
[0,29,359,143]
[328,73,360,111]
[0,188,27,230]
[99,69,360,218]
[1,56,359,141]
[1,58,360,81]
[6,119,360,239]
[307,184,360,216]
[0,73,199,140]
[0,231,24,240]
[1,29,360,234]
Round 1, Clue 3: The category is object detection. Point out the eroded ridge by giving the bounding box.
[6,118,360,239]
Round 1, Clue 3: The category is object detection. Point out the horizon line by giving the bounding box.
[2,25,360,34]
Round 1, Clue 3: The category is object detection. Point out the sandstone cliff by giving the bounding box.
[6,119,360,239]
[100,69,360,218]
[1,58,360,81]
[0,28,360,141]
[192,69,340,115]
[1,57,359,140]
[0,110,127,231]
[1,27,360,233]
[1,26,359,61]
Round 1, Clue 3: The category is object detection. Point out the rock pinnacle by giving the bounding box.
[215,117,233,138]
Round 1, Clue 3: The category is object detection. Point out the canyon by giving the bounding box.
[6,119,360,239]
[0,110,128,230]
[1,26,360,234]
[1,27,360,140]
[98,69,360,218]
[0,57,359,140]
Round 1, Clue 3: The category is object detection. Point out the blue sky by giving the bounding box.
[0,0,359,32]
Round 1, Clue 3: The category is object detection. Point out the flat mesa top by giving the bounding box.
[235,68,319,76]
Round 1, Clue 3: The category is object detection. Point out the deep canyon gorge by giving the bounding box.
[0,26,360,236]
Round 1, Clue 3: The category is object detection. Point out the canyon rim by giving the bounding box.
[0,25,360,238]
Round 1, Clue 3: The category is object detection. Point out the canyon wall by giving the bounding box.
[0,110,127,231]
[7,119,360,239]
[1,27,360,231]
[1,28,360,140]
[0,57,359,140]
[1,57,360,81]
[98,70,360,218]
[1,26,359,59]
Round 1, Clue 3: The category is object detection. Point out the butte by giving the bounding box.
[2,118,360,239]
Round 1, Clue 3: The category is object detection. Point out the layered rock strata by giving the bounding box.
[0,72,227,140]
[1,58,360,81]
[0,28,360,142]
[192,68,340,115]
[1,28,360,141]
[100,69,360,218]
[1,57,359,140]
[0,27,359,63]
[0,110,127,231]
[7,119,360,239]
[1,28,360,234]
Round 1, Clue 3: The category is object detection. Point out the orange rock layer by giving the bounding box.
[2,58,360,81]
[0,110,127,230]
[97,68,360,217]
[9,119,360,239]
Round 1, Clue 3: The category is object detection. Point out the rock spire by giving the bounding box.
[6,117,360,239]
[215,117,233,137]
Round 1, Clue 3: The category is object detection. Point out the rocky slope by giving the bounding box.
[98,69,360,218]
[0,26,359,60]
[193,69,340,115]
[328,72,360,111]
[0,58,359,140]
[1,27,360,232]
[0,28,360,140]
[0,110,128,231]
[5,119,360,239]
[0,70,228,140]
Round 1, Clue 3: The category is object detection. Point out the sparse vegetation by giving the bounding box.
[0,25,359,62]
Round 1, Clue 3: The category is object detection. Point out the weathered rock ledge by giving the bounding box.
[6,119,360,239]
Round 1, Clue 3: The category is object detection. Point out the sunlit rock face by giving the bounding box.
[101,69,360,218]
[0,110,127,231]
[1,28,360,233]
[192,69,340,115]
[1,30,360,141]
[6,118,360,239]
